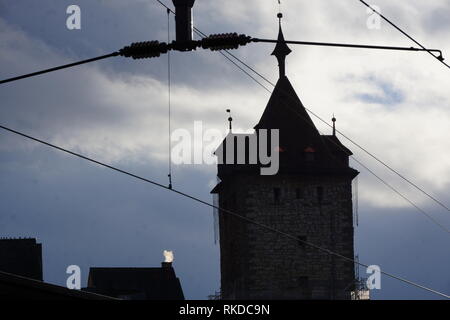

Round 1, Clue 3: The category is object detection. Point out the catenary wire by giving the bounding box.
[0,53,119,85]
[358,0,450,70]
[167,8,173,189]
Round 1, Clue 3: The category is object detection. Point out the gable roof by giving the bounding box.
[86,266,184,300]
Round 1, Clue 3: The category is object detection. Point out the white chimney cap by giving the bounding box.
[163,250,174,263]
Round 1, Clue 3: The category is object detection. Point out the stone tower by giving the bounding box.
[211,15,359,300]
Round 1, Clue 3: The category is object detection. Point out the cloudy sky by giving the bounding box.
[0,0,449,299]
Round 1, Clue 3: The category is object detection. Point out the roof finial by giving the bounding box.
[271,11,291,78]
[332,114,337,136]
[226,109,233,132]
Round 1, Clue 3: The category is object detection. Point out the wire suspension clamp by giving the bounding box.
[118,33,252,59]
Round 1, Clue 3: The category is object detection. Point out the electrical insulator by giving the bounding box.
[201,33,252,51]
[119,41,168,59]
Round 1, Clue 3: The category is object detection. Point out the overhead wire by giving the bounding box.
[358,0,450,70]
[0,53,119,85]
[167,8,173,189]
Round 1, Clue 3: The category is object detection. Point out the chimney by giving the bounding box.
[172,0,196,44]
[162,250,174,269]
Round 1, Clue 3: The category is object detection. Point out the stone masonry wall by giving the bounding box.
[219,173,355,300]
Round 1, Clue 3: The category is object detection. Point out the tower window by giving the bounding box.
[317,186,324,203]
[273,188,281,205]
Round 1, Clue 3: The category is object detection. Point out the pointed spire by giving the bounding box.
[271,13,291,78]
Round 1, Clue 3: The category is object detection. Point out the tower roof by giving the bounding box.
[212,13,358,179]
[252,53,355,173]
[255,76,323,150]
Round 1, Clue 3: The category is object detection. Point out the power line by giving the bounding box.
[167,8,173,189]
[329,122,450,213]
[358,0,450,70]
[3,3,447,85]
[253,38,444,57]
[0,123,448,299]
[0,53,119,85]
[0,38,180,85]
[212,51,272,93]
[350,155,449,234]
[295,99,450,213]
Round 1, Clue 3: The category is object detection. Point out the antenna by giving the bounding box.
[226,109,233,132]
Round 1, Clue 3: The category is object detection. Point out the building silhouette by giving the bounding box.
[211,16,359,300]
[0,270,114,300]
[0,238,43,281]
[83,262,184,300]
